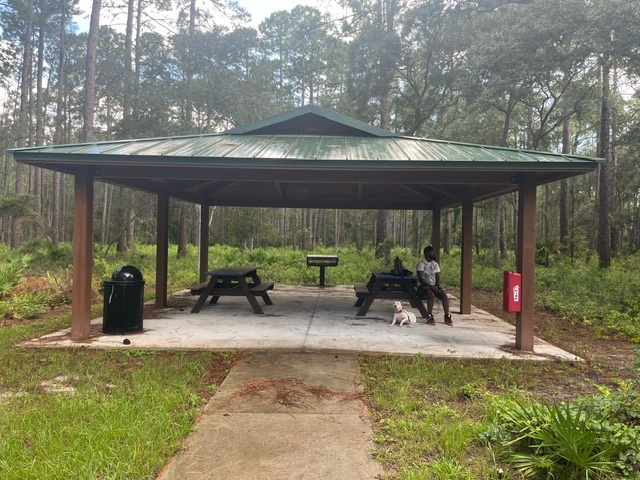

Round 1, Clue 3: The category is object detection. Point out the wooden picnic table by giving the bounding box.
[353,268,428,318]
[190,266,274,314]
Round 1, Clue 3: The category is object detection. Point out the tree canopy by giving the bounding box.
[0,0,638,262]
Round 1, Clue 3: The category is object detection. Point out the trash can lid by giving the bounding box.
[111,265,144,281]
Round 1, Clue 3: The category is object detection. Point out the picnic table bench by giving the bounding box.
[354,268,427,318]
[190,266,274,314]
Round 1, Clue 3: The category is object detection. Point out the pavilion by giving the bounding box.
[11,105,603,350]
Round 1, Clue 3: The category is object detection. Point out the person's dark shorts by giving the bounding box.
[418,284,446,301]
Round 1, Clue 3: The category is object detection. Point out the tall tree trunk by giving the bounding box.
[52,172,62,243]
[127,202,136,249]
[559,118,570,249]
[178,0,196,251]
[178,204,189,257]
[491,98,515,266]
[492,197,503,267]
[185,0,196,126]
[122,0,134,138]
[597,57,611,268]
[133,0,142,126]
[101,183,111,244]
[12,1,34,248]
[82,0,101,142]
[355,211,363,251]
[411,210,419,253]
[116,187,128,252]
[443,209,452,254]
[334,209,340,248]
[280,208,286,245]
[609,63,619,257]
[52,0,66,244]
[375,210,387,245]
[33,18,46,238]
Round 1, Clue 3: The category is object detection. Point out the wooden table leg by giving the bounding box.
[210,277,230,304]
[191,276,218,313]
[403,279,428,318]
[238,278,264,314]
[261,293,274,305]
[356,280,384,316]
[249,273,273,305]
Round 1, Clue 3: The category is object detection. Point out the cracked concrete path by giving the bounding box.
[157,351,383,480]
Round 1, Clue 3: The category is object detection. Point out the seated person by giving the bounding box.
[416,245,453,326]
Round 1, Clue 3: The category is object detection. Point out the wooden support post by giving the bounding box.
[199,205,209,283]
[516,175,537,351]
[155,194,169,308]
[460,201,473,315]
[71,168,94,341]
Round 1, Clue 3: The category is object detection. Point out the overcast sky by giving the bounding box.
[75,0,341,31]
[238,0,325,23]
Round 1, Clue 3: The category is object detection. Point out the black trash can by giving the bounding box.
[103,265,145,334]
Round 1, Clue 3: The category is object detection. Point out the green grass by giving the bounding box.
[2,244,640,478]
[360,354,640,479]
[359,355,541,479]
[0,314,235,479]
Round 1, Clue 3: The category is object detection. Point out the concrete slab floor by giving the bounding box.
[23,285,580,362]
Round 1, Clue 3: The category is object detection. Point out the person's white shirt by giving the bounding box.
[416,258,440,286]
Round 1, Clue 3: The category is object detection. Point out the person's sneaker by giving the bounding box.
[444,314,453,326]
[426,314,436,325]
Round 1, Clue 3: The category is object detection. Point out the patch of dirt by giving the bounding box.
[227,377,365,409]
[470,288,639,394]
[199,352,246,400]
[143,297,194,319]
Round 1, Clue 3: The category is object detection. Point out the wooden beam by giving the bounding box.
[402,184,437,201]
[155,194,169,308]
[199,204,209,282]
[434,184,515,210]
[71,168,94,341]
[274,182,286,201]
[516,175,537,351]
[460,201,473,314]
[185,180,233,194]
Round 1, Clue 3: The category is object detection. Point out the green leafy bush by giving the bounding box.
[0,292,49,319]
[480,384,640,479]
[4,243,640,341]
[0,262,23,298]
[17,239,73,273]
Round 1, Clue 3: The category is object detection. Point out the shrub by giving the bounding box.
[480,385,640,479]
[0,261,23,298]
[0,292,49,319]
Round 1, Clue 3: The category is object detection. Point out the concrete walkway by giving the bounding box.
[157,351,382,480]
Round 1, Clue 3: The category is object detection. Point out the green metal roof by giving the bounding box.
[10,106,602,210]
[12,133,601,166]
[224,104,399,137]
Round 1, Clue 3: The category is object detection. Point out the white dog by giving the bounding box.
[390,301,417,326]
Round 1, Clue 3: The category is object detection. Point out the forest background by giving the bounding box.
[0,0,639,266]
[1,2,640,477]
